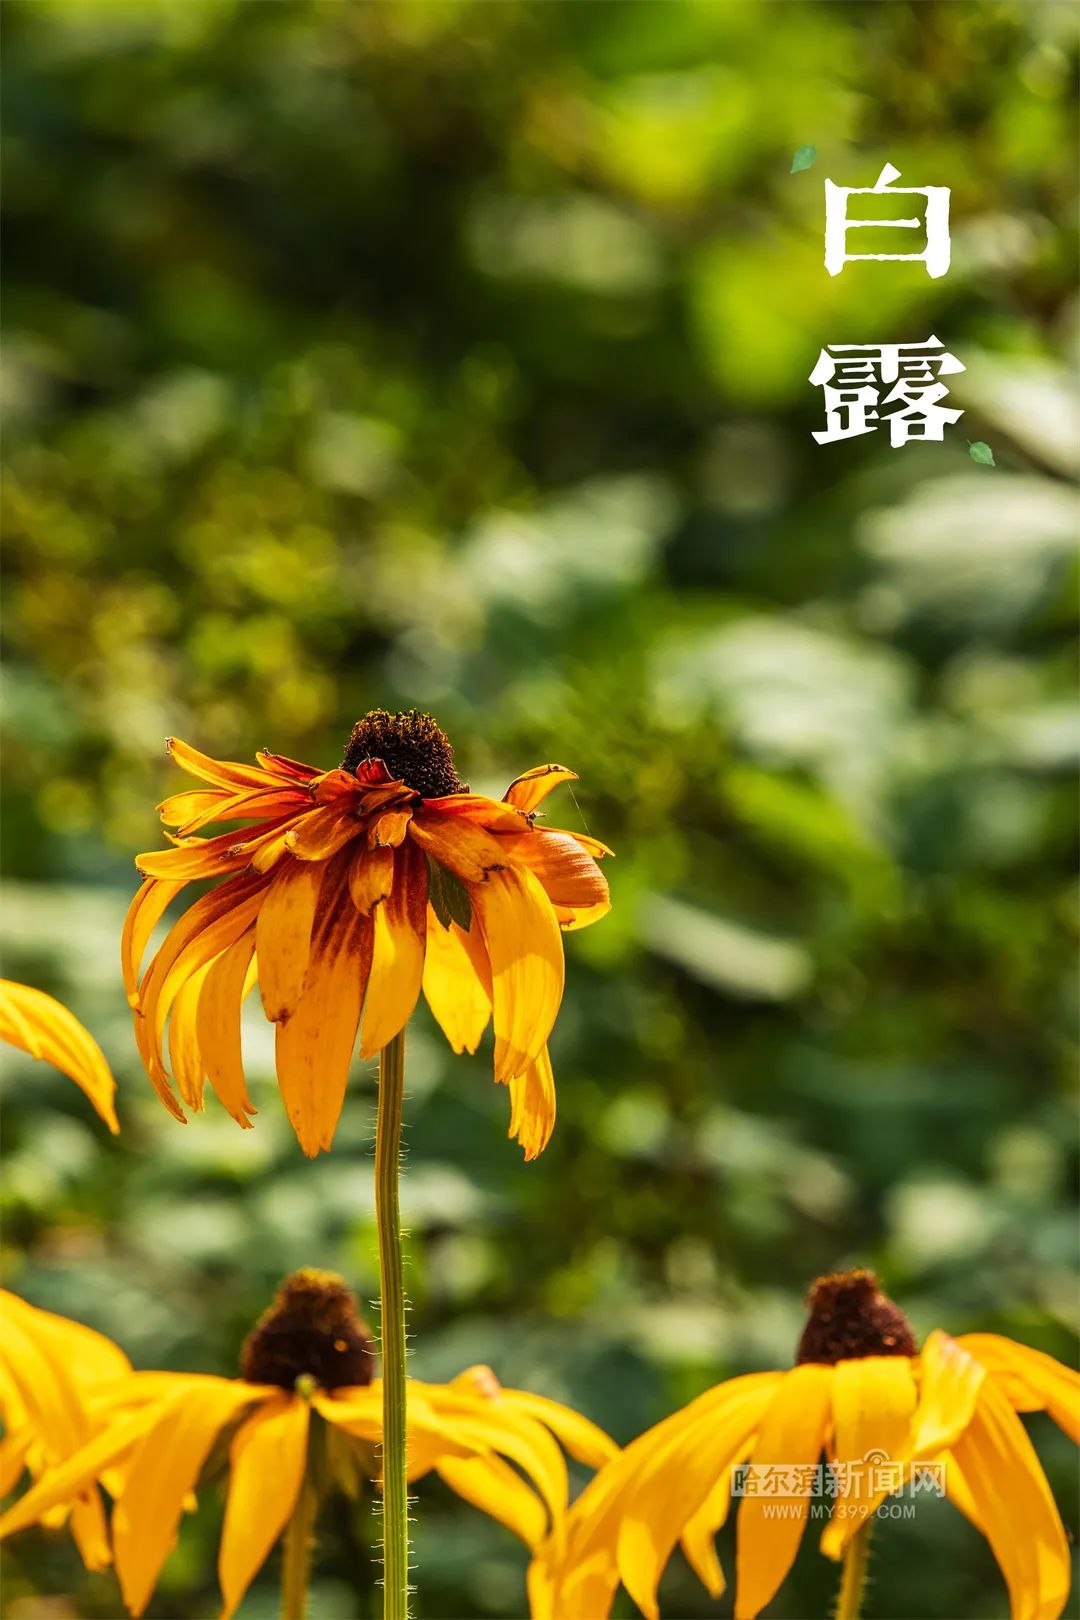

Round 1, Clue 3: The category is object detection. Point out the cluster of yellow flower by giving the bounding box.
[1,713,1076,1620]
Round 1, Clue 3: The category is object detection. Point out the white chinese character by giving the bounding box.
[810,336,965,447]
[825,162,951,279]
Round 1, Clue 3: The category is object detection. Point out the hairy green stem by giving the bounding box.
[835,1517,874,1620]
[376,1029,409,1620]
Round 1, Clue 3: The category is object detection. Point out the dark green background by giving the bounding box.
[2,2,1077,1617]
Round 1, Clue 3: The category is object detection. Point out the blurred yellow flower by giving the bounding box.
[533,1270,1079,1620]
[124,712,610,1157]
[0,1270,617,1620]
[0,979,119,1133]
[0,1290,131,1572]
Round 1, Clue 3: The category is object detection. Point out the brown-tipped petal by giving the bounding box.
[471,867,564,1082]
[197,932,257,1127]
[135,824,271,882]
[255,750,321,782]
[552,898,612,933]
[275,857,373,1155]
[256,858,324,1024]
[122,879,186,1006]
[501,828,610,910]
[503,764,579,814]
[284,807,365,863]
[368,807,413,849]
[408,814,508,883]
[359,842,428,1059]
[421,911,491,1054]
[347,846,395,914]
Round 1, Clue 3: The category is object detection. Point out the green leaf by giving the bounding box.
[790,144,817,174]
[968,441,996,466]
[425,853,472,931]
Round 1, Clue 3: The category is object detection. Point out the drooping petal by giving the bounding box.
[219,1395,309,1620]
[157,789,229,827]
[168,964,210,1110]
[471,866,565,1082]
[436,1452,548,1549]
[255,749,321,782]
[0,981,119,1133]
[507,1046,556,1160]
[197,931,257,1126]
[503,764,579,814]
[0,1407,157,1543]
[359,841,429,1059]
[421,911,491,1054]
[734,1364,833,1620]
[255,857,324,1024]
[122,878,186,1005]
[680,1453,749,1600]
[275,855,374,1155]
[618,1374,783,1620]
[284,806,365,863]
[908,1331,987,1459]
[819,1356,918,1559]
[135,823,279,881]
[69,1490,111,1572]
[171,787,307,839]
[112,1378,261,1619]
[499,828,610,910]
[408,813,508,883]
[950,1374,1071,1620]
[347,845,395,915]
[956,1334,1080,1446]
[498,1386,618,1471]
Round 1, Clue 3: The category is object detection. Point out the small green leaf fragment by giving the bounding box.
[425,853,472,931]
[968,441,996,466]
[790,145,817,174]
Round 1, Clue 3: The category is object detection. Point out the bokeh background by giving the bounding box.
[2,1,1078,1617]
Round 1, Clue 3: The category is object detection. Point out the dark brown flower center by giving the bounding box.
[241,1270,376,1391]
[341,709,465,799]
[795,1269,917,1365]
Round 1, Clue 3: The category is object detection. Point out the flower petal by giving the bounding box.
[358,842,428,1059]
[348,845,395,915]
[503,765,579,814]
[0,1408,156,1543]
[507,1045,556,1160]
[113,1379,260,1618]
[197,931,257,1126]
[500,1387,618,1471]
[284,806,365,863]
[735,1364,833,1620]
[421,911,491,1054]
[275,855,373,1154]
[471,867,565,1082]
[168,964,209,1111]
[408,814,508,884]
[122,879,186,1007]
[819,1356,917,1559]
[165,737,273,792]
[0,981,119,1133]
[256,857,324,1024]
[437,1452,549,1549]
[618,1374,782,1620]
[501,829,610,910]
[950,1374,1071,1620]
[219,1395,308,1620]
[956,1334,1080,1446]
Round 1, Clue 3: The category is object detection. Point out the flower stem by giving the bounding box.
[835,1518,874,1620]
[376,1028,409,1620]
[280,1471,316,1620]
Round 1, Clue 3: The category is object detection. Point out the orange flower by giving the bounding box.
[124,712,610,1157]
[0,980,119,1132]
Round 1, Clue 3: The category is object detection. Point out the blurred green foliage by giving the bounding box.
[1,1,1077,1617]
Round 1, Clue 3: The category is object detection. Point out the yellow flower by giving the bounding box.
[534,1269,1080,1620]
[0,1270,618,1620]
[0,980,119,1132]
[0,1289,131,1571]
[124,713,611,1157]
